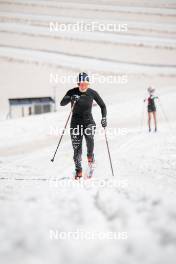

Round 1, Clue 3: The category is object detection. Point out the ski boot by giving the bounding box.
[75,169,83,180]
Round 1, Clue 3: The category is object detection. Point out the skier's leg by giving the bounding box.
[70,123,83,173]
[84,124,96,161]
[148,112,152,132]
[153,111,157,131]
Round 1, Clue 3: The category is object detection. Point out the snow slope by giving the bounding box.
[0,88,176,264]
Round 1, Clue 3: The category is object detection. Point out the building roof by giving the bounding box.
[9,97,55,106]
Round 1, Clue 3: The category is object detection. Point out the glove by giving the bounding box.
[101,117,107,127]
[71,95,80,103]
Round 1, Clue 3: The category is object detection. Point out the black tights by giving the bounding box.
[70,123,96,171]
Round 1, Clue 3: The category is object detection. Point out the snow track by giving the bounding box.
[0,109,176,264]
[0,12,176,35]
[1,22,176,49]
[1,0,176,16]
[0,45,176,75]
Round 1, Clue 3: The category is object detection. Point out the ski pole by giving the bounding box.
[104,127,115,176]
[51,102,76,162]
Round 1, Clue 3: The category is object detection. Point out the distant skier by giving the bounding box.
[144,87,159,132]
[60,72,107,179]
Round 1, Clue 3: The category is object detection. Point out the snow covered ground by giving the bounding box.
[0,92,176,264]
[0,0,176,263]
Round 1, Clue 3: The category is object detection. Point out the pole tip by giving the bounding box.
[51,158,54,162]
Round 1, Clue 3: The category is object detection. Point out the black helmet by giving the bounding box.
[78,72,89,83]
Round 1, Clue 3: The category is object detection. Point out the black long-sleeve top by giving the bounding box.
[60,87,107,123]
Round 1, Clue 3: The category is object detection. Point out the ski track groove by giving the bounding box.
[0,12,176,35]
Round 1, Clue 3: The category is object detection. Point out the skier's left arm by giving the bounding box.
[93,91,107,127]
[152,95,159,101]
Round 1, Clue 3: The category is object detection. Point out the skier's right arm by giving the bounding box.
[60,90,72,106]
[153,96,159,100]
